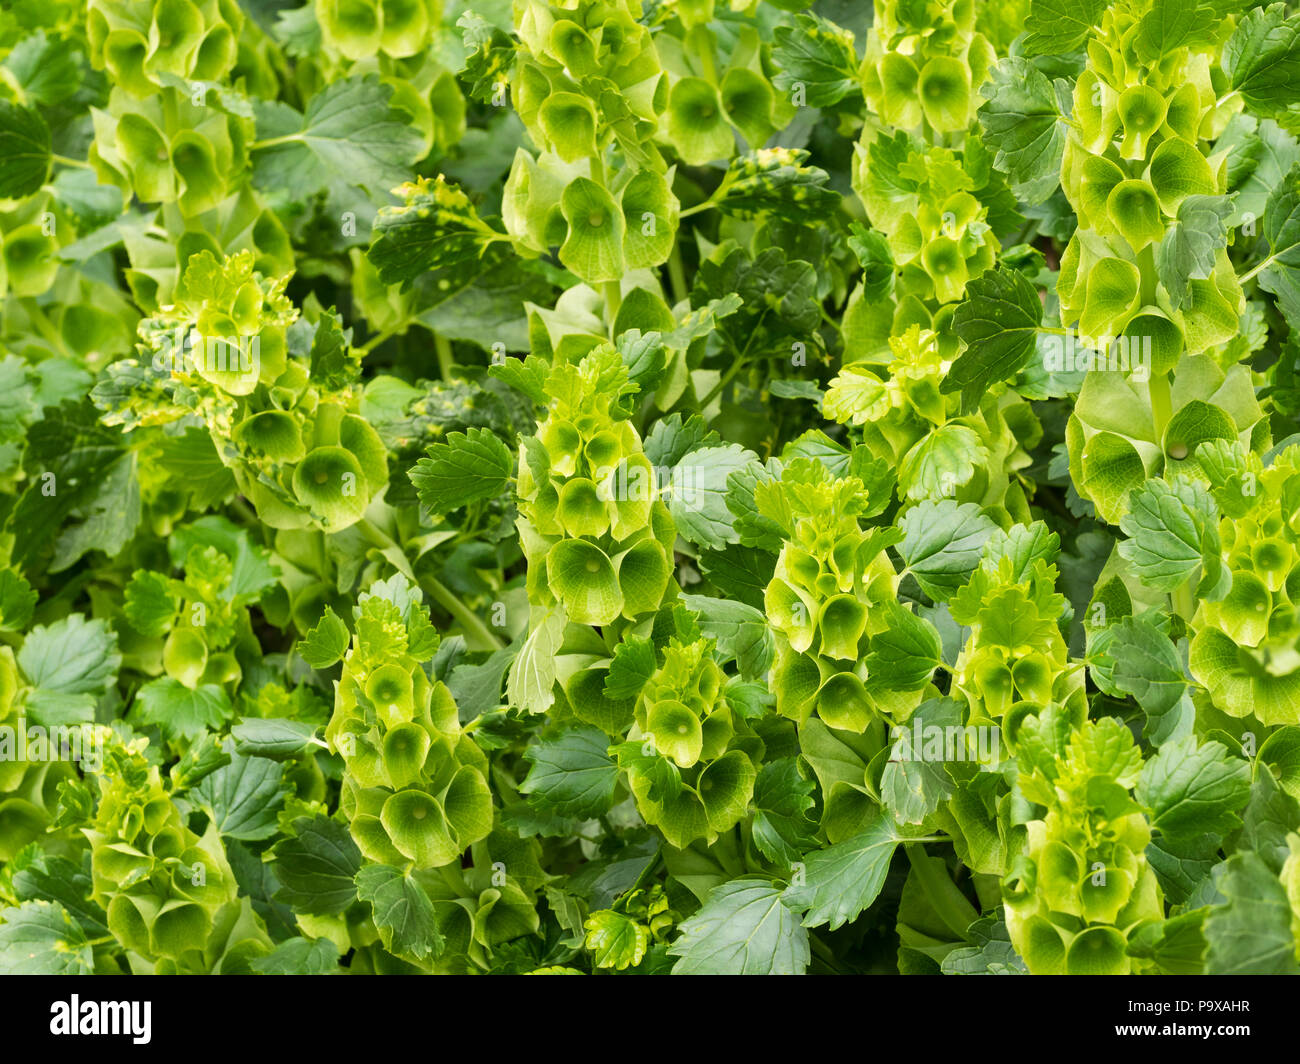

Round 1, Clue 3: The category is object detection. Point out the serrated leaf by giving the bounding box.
[943,267,1044,413]
[604,635,656,700]
[1158,195,1233,311]
[978,59,1067,205]
[1107,614,1194,745]
[1022,0,1106,56]
[1257,161,1300,328]
[251,936,341,974]
[0,901,93,974]
[1204,852,1300,974]
[782,809,913,931]
[898,500,998,602]
[584,910,650,970]
[1136,735,1251,840]
[1224,5,1300,127]
[881,699,960,825]
[666,444,757,549]
[0,99,50,199]
[521,726,620,819]
[252,74,424,204]
[847,223,895,303]
[271,816,363,915]
[193,753,287,841]
[409,427,513,516]
[17,614,119,696]
[669,878,810,975]
[231,718,325,760]
[355,865,445,965]
[752,758,819,865]
[131,678,233,743]
[770,14,860,108]
[1117,479,1220,592]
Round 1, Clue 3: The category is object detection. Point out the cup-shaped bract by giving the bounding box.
[546,538,623,626]
[667,77,734,166]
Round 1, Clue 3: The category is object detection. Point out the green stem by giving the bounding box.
[51,154,93,170]
[357,518,503,651]
[249,133,303,152]
[162,90,178,136]
[22,301,67,354]
[435,332,454,380]
[700,310,766,409]
[687,24,718,84]
[700,357,746,409]
[1148,371,1173,444]
[603,281,622,334]
[904,844,979,940]
[1136,244,1157,306]
[420,573,504,651]
[357,325,400,355]
[666,242,688,305]
[1172,582,1195,624]
[1238,254,1276,286]
[678,201,716,219]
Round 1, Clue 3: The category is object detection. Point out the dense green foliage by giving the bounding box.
[1,0,1299,975]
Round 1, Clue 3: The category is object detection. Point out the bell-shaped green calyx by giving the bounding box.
[539,418,583,478]
[540,93,598,163]
[1017,914,1067,974]
[620,169,678,268]
[1121,308,1182,377]
[1106,180,1164,252]
[148,0,204,76]
[116,113,175,202]
[816,671,874,732]
[767,578,817,654]
[549,19,598,75]
[235,410,305,463]
[917,56,971,133]
[338,415,388,492]
[646,699,704,768]
[318,0,382,60]
[1080,257,1140,340]
[546,539,623,626]
[383,723,432,790]
[697,750,756,834]
[171,130,223,215]
[1116,86,1167,160]
[192,23,236,81]
[381,789,458,867]
[559,177,625,283]
[366,663,415,727]
[667,77,734,166]
[1147,137,1216,216]
[566,665,637,735]
[378,0,430,57]
[104,30,153,97]
[616,539,671,619]
[557,477,610,538]
[1036,840,1083,913]
[721,67,775,148]
[3,225,59,298]
[1065,926,1130,975]
[876,53,921,128]
[1079,155,1125,233]
[1079,865,1135,924]
[1189,628,1300,726]
[293,446,368,532]
[817,595,867,661]
[163,628,208,689]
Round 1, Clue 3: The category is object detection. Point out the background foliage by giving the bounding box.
[1,0,1299,974]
